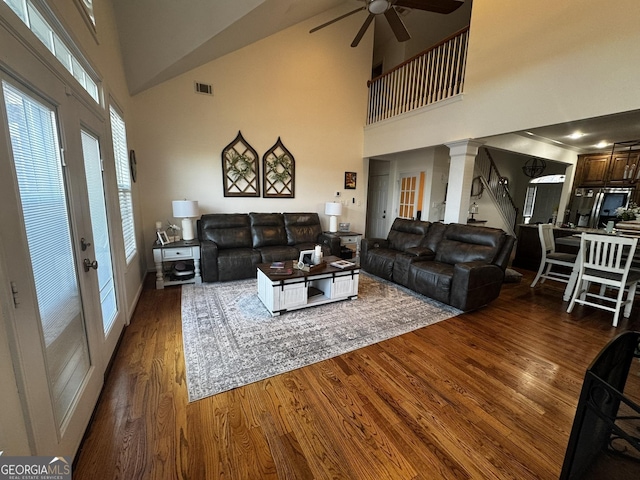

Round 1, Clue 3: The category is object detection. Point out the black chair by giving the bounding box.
[560,331,640,479]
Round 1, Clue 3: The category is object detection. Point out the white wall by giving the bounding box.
[131,12,373,268]
[363,0,640,157]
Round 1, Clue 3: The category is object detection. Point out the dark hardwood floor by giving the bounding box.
[73,270,640,479]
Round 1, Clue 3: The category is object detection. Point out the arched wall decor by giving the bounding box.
[221,131,260,197]
[263,137,295,198]
[470,176,484,198]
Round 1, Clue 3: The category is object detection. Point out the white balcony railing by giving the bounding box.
[367,27,469,124]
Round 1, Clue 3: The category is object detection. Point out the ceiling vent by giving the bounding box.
[194,82,213,96]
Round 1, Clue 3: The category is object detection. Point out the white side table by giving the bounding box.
[324,231,362,261]
[152,240,201,289]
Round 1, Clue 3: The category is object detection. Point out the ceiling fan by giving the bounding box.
[310,0,464,47]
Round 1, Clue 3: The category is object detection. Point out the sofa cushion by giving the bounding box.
[250,212,287,248]
[387,218,430,252]
[200,214,252,249]
[256,245,299,263]
[216,248,261,281]
[421,221,447,251]
[284,213,323,245]
[435,223,506,265]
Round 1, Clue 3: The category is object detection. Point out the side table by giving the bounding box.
[152,239,201,289]
[323,231,362,261]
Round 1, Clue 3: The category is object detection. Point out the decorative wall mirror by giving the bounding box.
[263,137,295,198]
[221,131,260,197]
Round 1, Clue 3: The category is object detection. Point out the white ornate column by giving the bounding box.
[444,139,485,224]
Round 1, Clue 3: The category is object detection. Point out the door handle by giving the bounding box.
[83,258,98,272]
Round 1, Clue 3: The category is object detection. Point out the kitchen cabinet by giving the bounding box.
[575,154,608,186]
[607,152,640,185]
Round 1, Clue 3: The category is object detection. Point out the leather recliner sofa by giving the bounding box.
[361,218,516,311]
[197,212,340,282]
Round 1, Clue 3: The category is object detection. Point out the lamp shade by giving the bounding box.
[172,200,199,242]
[325,202,342,216]
[172,200,199,218]
[325,202,342,233]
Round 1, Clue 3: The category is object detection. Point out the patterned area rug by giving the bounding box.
[181,273,461,402]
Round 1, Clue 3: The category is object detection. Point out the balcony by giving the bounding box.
[367,27,469,125]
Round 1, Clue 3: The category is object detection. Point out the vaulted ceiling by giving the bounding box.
[112,0,347,95]
[111,1,640,153]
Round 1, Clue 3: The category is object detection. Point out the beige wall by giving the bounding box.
[131,13,373,268]
[364,0,640,157]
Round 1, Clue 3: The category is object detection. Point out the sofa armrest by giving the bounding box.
[199,240,220,282]
[361,237,389,259]
[361,237,388,251]
[317,233,342,256]
[450,262,505,311]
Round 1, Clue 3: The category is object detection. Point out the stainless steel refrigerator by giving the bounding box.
[568,187,634,228]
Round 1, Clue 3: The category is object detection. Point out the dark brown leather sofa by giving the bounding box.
[197,212,340,282]
[361,218,516,311]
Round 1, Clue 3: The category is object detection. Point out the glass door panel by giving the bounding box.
[80,129,117,334]
[2,80,91,427]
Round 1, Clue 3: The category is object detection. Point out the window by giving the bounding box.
[110,105,136,264]
[3,0,100,102]
[523,186,537,224]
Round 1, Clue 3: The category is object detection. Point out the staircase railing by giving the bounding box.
[475,148,519,236]
[366,27,469,124]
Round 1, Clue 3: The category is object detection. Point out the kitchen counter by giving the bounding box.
[513,224,582,271]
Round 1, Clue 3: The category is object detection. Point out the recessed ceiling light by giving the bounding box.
[595,141,609,149]
[568,131,585,139]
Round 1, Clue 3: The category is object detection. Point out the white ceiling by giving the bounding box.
[514,110,640,154]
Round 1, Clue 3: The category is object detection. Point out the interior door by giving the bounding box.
[366,174,389,238]
[0,66,114,455]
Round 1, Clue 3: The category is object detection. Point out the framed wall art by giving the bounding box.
[221,131,260,197]
[263,137,295,198]
[345,171,356,189]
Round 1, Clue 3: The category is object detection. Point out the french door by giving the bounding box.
[398,172,425,220]
[0,39,124,456]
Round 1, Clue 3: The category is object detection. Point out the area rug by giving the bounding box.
[181,273,461,402]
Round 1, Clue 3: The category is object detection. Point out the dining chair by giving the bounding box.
[530,224,578,287]
[567,233,640,327]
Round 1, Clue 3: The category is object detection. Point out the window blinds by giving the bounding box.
[109,105,136,264]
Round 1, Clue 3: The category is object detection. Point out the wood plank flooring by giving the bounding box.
[73,271,640,479]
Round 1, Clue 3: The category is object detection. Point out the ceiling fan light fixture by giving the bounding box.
[369,0,390,15]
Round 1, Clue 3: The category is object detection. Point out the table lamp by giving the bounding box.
[172,200,199,241]
[325,202,343,233]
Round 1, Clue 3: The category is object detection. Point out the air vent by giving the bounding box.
[194,82,213,96]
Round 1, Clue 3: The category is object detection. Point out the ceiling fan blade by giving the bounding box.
[351,13,375,47]
[385,7,411,42]
[395,0,464,14]
[309,6,366,34]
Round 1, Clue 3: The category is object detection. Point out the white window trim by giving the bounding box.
[1,0,102,104]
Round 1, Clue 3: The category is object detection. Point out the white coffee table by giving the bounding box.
[256,256,359,316]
